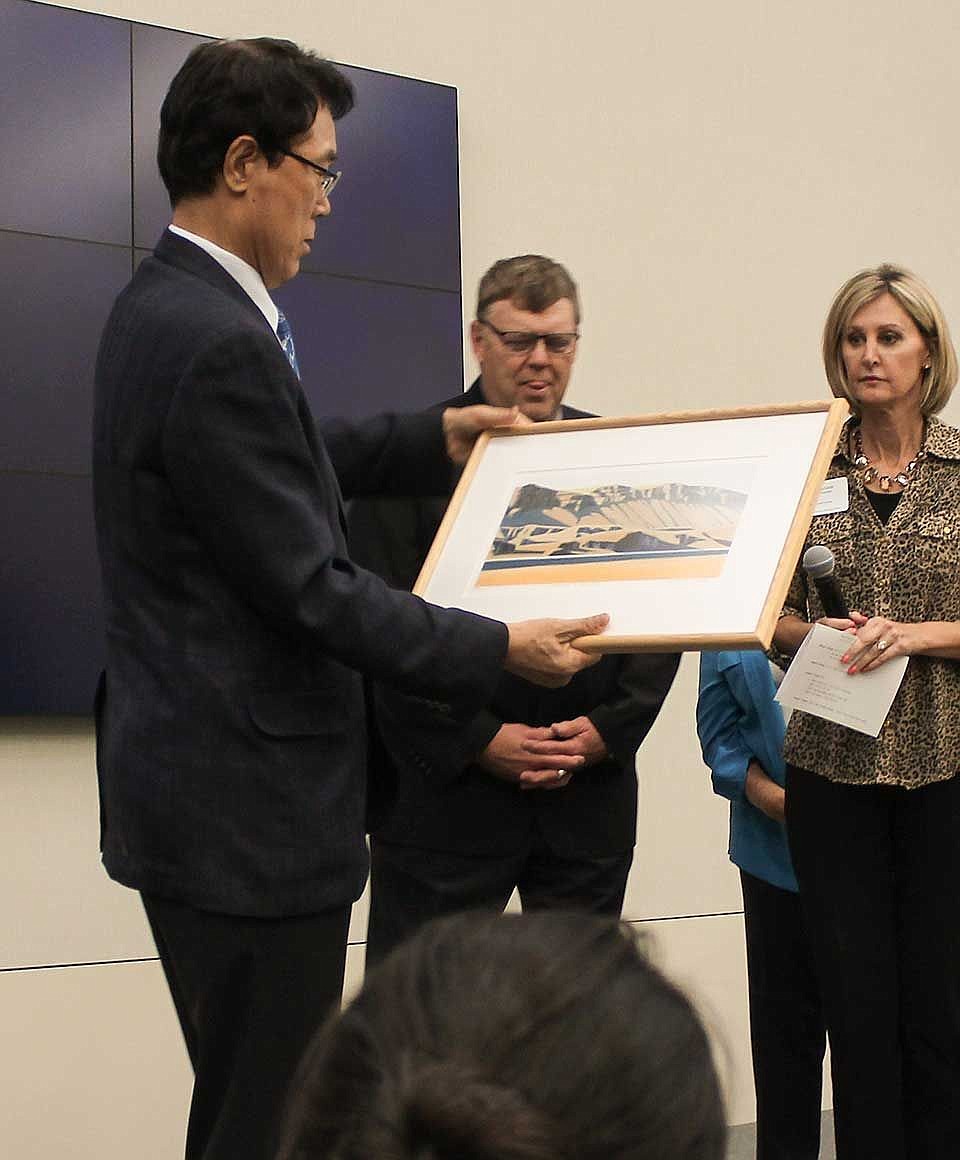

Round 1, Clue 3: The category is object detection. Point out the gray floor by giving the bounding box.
[727,1112,835,1159]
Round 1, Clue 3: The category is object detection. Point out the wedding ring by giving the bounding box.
[877,639,889,652]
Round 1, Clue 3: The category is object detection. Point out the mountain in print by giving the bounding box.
[488,481,748,561]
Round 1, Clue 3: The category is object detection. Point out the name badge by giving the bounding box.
[814,476,849,516]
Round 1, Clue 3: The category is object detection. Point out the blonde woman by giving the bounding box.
[775,264,960,1160]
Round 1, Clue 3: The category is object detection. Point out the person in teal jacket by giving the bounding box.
[697,650,826,1160]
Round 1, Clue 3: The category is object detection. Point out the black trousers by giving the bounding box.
[785,765,960,1160]
[740,870,825,1160]
[142,893,350,1160]
[366,834,632,969]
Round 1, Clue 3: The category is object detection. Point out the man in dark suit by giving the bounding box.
[93,44,606,1160]
[349,256,680,966]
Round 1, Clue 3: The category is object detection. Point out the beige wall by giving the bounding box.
[7,0,960,1153]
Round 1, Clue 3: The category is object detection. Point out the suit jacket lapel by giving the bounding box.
[154,229,274,335]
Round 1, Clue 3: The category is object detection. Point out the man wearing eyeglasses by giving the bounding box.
[93,43,609,1160]
[349,255,680,966]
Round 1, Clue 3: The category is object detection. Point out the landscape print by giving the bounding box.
[475,473,752,587]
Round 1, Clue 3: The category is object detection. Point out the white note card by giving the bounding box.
[775,623,908,737]
[814,476,849,515]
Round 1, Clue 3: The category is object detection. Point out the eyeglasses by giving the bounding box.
[282,150,342,197]
[479,319,579,355]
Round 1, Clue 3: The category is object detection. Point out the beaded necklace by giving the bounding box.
[852,424,927,492]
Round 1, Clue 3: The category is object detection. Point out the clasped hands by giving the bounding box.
[479,717,608,791]
[819,612,922,674]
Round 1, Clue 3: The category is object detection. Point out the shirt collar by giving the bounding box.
[835,414,960,464]
[168,225,280,334]
[923,416,960,460]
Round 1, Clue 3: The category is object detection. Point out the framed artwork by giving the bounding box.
[414,400,849,652]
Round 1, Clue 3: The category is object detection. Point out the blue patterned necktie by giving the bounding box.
[276,310,301,380]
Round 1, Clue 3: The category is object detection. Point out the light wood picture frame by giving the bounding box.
[414,400,849,652]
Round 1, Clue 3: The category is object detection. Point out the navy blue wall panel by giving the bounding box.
[300,65,461,290]
[2,0,462,713]
[0,233,131,474]
[276,273,463,419]
[0,474,102,713]
[0,0,131,244]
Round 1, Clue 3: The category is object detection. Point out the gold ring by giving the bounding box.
[877,639,889,652]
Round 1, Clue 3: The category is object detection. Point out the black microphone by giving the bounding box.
[802,545,850,620]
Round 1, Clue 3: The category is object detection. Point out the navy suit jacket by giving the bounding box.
[92,230,507,917]
[348,380,680,859]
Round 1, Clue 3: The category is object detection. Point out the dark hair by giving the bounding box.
[157,38,354,207]
[277,912,726,1160]
[477,255,581,325]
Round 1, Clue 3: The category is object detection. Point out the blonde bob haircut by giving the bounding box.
[822,263,958,416]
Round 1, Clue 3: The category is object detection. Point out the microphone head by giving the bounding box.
[802,544,836,579]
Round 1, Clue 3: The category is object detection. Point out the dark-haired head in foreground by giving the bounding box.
[278,911,726,1160]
